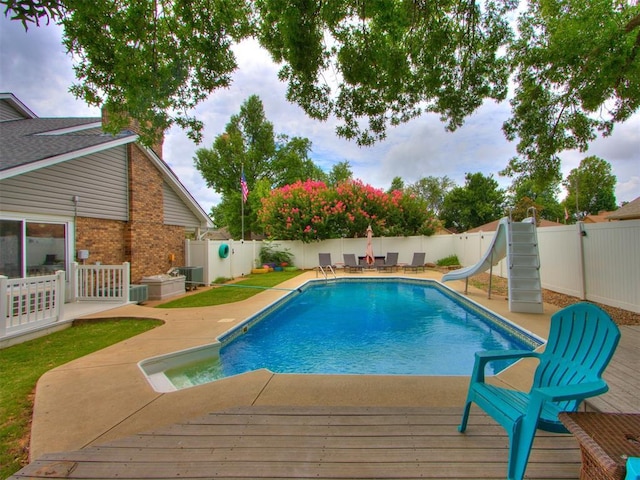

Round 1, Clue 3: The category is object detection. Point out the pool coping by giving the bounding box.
[29,270,560,461]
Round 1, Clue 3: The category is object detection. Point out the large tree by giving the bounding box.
[506,177,564,223]
[407,176,456,216]
[502,0,640,187]
[563,156,617,219]
[4,0,639,181]
[327,160,353,187]
[440,172,505,232]
[194,95,319,239]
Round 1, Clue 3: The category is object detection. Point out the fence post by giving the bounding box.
[0,275,7,337]
[204,239,211,285]
[576,222,587,300]
[70,262,78,302]
[55,270,66,322]
[123,262,131,303]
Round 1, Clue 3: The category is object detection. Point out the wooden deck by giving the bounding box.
[588,325,640,413]
[12,406,581,479]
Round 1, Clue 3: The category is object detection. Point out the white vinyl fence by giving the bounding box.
[188,219,639,313]
[448,220,639,313]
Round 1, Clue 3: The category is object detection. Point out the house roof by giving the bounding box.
[583,210,617,223]
[0,93,212,230]
[0,92,37,118]
[466,218,564,232]
[607,196,640,220]
[0,117,129,173]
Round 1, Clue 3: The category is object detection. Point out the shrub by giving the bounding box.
[436,254,460,266]
[259,241,294,266]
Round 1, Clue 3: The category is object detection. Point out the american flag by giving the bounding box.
[241,172,249,203]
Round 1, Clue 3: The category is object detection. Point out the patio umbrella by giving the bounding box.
[364,225,375,266]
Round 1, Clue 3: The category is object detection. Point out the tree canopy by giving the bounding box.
[440,172,506,232]
[563,156,617,219]
[407,176,456,216]
[4,0,639,186]
[194,95,322,239]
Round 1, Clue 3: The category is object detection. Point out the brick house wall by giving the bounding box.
[125,142,185,282]
[75,139,186,283]
[75,217,127,265]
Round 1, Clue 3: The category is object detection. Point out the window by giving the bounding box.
[0,220,22,278]
[0,220,67,278]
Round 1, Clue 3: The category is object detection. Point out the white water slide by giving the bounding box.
[442,217,543,313]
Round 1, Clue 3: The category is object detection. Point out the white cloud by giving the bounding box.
[2,16,638,215]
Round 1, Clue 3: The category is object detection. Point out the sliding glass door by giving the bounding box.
[0,219,67,278]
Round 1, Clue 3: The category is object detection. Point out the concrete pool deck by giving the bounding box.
[29,270,561,461]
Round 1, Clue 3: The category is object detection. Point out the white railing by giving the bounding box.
[71,262,130,302]
[1,262,132,342]
[1,271,66,338]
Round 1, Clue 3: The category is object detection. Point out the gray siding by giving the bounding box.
[163,182,202,228]
[0,101,25,122]
[0,146,128,220]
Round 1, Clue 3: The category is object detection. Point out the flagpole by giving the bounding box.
[241,165,245,241]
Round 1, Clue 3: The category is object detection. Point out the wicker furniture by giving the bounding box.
[559,412,640,480]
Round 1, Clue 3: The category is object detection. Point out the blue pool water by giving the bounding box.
[163,279,541,389]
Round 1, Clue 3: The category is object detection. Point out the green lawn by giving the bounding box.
[1,270,306,477]
[0,318,162,478]
[157,269,306,308]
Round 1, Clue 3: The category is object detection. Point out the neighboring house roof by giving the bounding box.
[583,210,617,223]
[0,93,212,230]
[607,196,640,220]
[466,218,564,233]
[0,92,37,118]
[203,227,233,240]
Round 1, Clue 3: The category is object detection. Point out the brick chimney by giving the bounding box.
[101,107,164,159]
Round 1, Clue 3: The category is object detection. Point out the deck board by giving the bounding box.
[11,406,581,479]
[588,325,640,413]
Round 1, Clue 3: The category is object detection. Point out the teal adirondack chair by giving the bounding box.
[458,302,621,480]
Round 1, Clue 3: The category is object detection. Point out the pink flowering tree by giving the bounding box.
[258,179,439,242]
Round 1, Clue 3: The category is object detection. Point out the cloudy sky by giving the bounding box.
[2,16,639,214]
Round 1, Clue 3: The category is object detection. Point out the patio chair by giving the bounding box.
[402,252,425,272]
[318,253,333,269]
[317,253,336,275]
[458,302,621,480]
[377,252,399,272]
[343,254,364,273]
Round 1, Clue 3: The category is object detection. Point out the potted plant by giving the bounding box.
[251,259,270,274]
[259,242,294,270]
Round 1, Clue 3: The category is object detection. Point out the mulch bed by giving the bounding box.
[436,270,639,326]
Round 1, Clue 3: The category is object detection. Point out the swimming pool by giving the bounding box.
[140,278,543,392]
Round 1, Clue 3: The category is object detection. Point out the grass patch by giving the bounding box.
[157,269,306,308]
[0,318,162,478]
[436,254,461,267]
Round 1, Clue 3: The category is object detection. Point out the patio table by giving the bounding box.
[559,412,640,480]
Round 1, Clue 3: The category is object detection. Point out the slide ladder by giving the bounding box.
[441,213,543,313]
[507,215,543,313]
